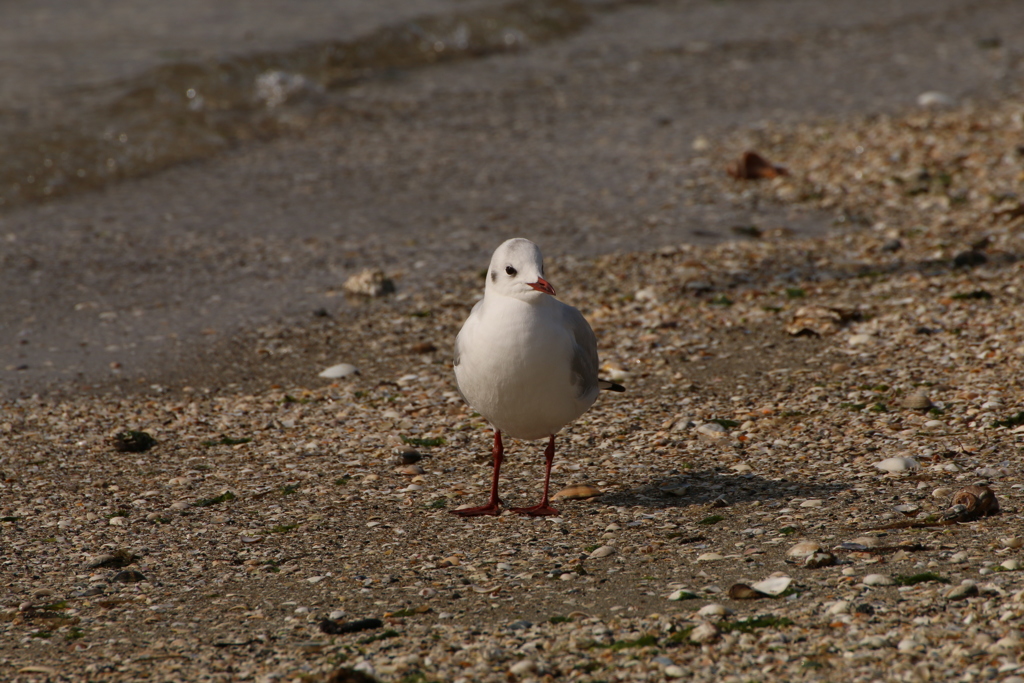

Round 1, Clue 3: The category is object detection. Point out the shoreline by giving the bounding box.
[5,0,1023,400]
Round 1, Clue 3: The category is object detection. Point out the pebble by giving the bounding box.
[945,582,979,600]
[893,503,920,516]
[727,584,762,600]
[863,574,895,587]
[318,363,360,379]
[509,660,537,676]
[900,391,932,410]
[664,665,686,678]
[551,484,602,501]
[799,499,823,508]
[849,536,881,548]
[805,552,837,568]
[696,603,731,617]
[848,333,875,346]
[1001,559,1021,571]
[689,622,719,644]
[668,589,697,601]
[589,545,616,559]
[932,487,954,499]
[112,430,157,453]
[86,551,135,569]
[859,635,891,649]
[696,552,725,562]
[342,269,394,297]
[696,422,728,439]
[897,637,924,653]
[396,450,422,465]
[1001,537,1024,550]
[109,570,147,583]
[875,456,919,473]
[975,466,1004,478]
[917,90,955,108]
[827,600,851,615]
[993,634,1022,651]
[786,541,822,559]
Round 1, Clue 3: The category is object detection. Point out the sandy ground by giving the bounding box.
[3,95,1024,680]
[3,2,1024,682]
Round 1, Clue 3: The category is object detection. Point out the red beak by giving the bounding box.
[528,277,556,296]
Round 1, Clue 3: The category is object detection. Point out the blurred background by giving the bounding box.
[1,0,1021,398]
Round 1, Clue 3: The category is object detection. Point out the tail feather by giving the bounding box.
[599,379,625,392]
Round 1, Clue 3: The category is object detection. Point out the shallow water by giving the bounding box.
[0,0,585,209]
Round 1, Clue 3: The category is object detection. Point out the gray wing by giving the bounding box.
[563,305,599,400]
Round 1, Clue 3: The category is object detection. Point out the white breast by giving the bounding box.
[455,296,595,440]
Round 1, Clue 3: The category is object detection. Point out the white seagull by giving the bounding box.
[451,238,624,517]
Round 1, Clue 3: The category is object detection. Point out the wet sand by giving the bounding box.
[1,0,1023,399]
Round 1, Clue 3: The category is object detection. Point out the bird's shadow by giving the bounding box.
[592,468,848,510]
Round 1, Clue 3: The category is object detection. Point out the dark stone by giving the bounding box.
[397,450,422,465]
[109,570,147,583]
[508,620,533,630]
[319,617,383,635]
[953,250,987,268]
[112,430,157,453]
[324,668,381,683]
[854,603,875,616]
[87,549,137,569]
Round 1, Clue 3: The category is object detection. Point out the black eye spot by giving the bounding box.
[505,265,517,276]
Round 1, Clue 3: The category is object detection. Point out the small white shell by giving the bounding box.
[318,363,359,379]
[874,456,919,473]
[697,603,732,617]
[750,576,792,596]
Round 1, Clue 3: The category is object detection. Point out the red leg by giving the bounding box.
[451,430,504,517]
[511,434,560,517]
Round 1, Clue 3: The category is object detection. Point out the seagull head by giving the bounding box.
[485,238,556,301]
